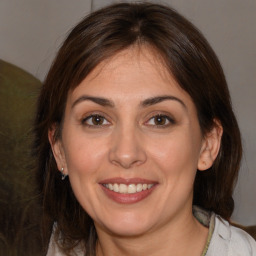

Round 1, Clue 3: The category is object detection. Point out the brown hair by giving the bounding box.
[34,2,242,255]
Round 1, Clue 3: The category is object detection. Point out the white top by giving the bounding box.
[47,210,256,256]
[206,215,256,255]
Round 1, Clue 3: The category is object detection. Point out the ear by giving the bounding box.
[48,125,68,175]
[197,120,223,171]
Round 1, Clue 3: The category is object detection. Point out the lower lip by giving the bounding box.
[100,185,156,204]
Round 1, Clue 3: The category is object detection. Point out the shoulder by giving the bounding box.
[46,234,64,256]
[46,227,85,256]
[207,214,256,256]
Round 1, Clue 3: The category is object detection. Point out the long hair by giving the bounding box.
[34,2,242,255]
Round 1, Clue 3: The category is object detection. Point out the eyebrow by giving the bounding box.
[71,95,186,109]
[141,95,187,109]
[72,95,115,108]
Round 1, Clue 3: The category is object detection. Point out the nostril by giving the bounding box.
[108,129,147,168]
[110,157,145,169]
[109,147,147,169]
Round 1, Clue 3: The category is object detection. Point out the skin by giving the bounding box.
[49,46,222,256]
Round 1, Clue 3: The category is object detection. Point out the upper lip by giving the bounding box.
[99,177,158,185]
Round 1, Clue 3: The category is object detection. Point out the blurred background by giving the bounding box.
[0,0,255,254]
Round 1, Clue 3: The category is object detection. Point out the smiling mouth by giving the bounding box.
[102,183,154,194]
[100,178,157,204]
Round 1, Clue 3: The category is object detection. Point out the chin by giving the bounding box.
[96,212,155,237]
[105,223,151,238]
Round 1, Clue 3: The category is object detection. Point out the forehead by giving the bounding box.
[92,46,168,77]
[64,46,199,124]
[69,46,186,100]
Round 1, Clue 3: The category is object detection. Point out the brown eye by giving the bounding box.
[154,115,168,125]
[91,115,104,125]
[83,114,110,126]
[146,114,175,127]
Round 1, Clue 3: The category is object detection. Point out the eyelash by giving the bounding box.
[81,114,111,128]
[81,113,175,128]
[145,114,175,128]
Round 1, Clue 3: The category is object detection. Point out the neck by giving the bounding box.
[95,208,208,256]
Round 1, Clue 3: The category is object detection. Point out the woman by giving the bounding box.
[34,2,256,256]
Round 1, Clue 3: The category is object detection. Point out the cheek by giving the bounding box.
[147,131,201,196]
[61,134,109,215]
[63,132,108,177]
[149,133,200,170]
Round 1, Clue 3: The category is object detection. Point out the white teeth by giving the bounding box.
[128,184,136,193]
[104,183,154,194]
[137,184,143,192]
[113,183,119,192]
[119,184,128,193]
[143,184,148,190]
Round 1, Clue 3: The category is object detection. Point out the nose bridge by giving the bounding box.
[109,121,146,169]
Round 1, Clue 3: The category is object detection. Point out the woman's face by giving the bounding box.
[50,47,218,237]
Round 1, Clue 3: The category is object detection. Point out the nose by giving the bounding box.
[108,125,147,169]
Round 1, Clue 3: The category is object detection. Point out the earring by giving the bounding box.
[60,167,67,180]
